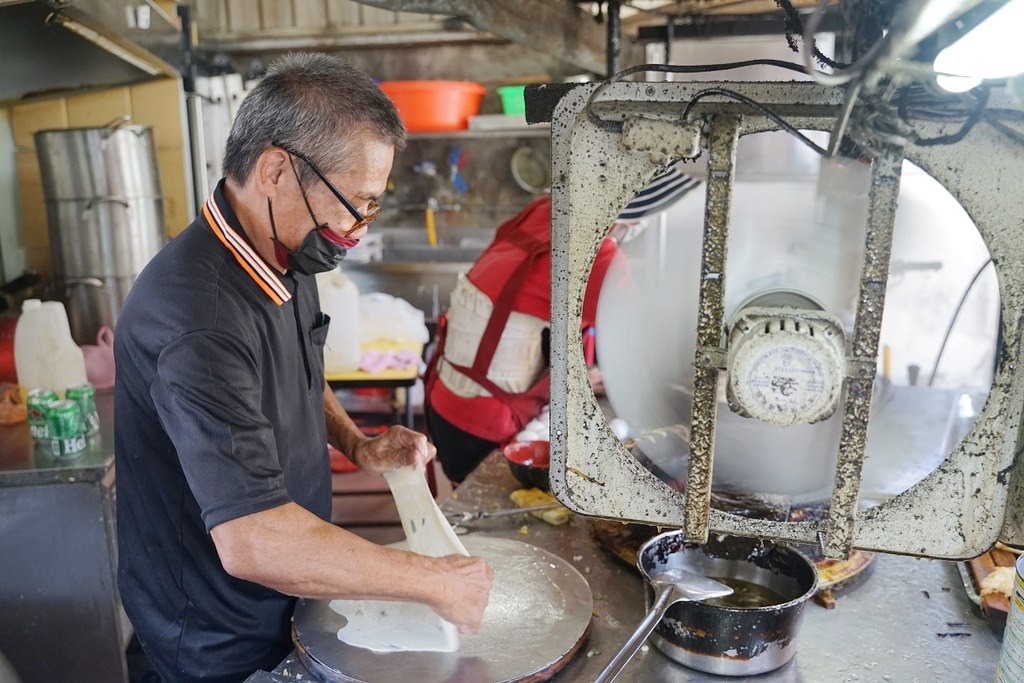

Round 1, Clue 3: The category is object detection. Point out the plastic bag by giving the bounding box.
[359,293,429,344]
[82,326,116,390]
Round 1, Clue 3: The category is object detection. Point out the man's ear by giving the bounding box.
[254,146,290,198]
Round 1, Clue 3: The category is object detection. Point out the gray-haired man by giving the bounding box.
[115,53,492,682]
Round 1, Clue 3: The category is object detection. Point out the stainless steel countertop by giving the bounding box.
[439,452,1004,682]
[0,391,114,486]
[269,451,1003,681]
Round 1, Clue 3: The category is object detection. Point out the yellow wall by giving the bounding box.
[10,77,192,277]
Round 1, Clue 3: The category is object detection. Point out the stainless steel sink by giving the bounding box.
[342,243,485,322]
[381,244,486,263]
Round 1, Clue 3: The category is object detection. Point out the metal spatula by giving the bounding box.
[594,568,734,683]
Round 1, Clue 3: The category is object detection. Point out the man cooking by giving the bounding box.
[114,53,493,683]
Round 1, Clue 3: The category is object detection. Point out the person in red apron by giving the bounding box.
[424,196,616,482]
[424,167,699,482]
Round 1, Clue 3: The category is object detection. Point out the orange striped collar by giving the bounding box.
[201,184,292,306]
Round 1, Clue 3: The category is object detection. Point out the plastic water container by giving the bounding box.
[316,267,361,373]
[14,299,88,399]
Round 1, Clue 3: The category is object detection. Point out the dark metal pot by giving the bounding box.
[638,531,818,676]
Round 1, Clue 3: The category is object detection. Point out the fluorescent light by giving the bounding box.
[934,0,1024,86]
[936,74,984,92]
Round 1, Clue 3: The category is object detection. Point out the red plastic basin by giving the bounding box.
[378,80,485,133]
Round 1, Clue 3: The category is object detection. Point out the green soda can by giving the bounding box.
[66,383,99,435]
[26,388,59,440]
[46,400,87,458]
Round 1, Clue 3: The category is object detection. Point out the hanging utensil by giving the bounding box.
[593,568,733,683]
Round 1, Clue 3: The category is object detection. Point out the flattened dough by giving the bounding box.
[329,465,468,653]
[327,599,456,653]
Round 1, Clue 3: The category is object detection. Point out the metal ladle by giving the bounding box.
[594,568,734,683]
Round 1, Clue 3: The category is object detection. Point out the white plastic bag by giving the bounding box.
[359,293,429,344]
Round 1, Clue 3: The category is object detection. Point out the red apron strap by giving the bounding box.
[422,312,448,400]
[441,202,554,435]
[445,358,550,432]
[470,231,549,378]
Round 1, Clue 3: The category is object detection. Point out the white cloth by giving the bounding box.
[437,276,547,399]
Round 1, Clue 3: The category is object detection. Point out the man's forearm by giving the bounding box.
[211,502,446,605]
[323,382,367,457]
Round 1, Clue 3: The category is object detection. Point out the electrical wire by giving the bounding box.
[774,0,848,70]
[827,81,862,156]
[584,59,810,131]
[913,86,990,147]
[679,87,829,155]
[927,258,994,387]
[984,114,1024,147]
[801,0,890,88]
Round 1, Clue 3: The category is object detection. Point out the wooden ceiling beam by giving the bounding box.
[353,0,643,75]
[623,0,827,30]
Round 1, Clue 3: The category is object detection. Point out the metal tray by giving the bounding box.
[292,536,593,683]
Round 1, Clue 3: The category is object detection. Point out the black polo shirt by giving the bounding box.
[115,180,332,683]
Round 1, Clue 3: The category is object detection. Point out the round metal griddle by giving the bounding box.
[292,536,593,683]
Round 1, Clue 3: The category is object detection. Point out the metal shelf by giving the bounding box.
[407,124,551,140]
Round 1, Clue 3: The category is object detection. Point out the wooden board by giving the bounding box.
[966,545,1021,635]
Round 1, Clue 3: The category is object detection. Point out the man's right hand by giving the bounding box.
[431,555,494,634]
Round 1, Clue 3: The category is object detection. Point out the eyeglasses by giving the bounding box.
[272,142,381,236]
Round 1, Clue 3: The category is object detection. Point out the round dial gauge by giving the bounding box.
[727,310,845,427]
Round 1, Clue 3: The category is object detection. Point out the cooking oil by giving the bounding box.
[705,576,787,609]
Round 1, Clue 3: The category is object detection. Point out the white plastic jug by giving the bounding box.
[14,299,88,399]
[316,267,361,373]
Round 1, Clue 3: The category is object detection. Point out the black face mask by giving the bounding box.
[267,197,358,276]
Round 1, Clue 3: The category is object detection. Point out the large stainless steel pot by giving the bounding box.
[34,125,166,343]
[638,530,818,676]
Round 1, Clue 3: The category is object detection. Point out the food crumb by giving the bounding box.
[573,554,583,562]
[586,648,602,657]
[519,525,529,535]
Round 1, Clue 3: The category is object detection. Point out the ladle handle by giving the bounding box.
[593,585,675,683]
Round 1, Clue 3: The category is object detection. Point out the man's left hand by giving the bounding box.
[349,426,436,472]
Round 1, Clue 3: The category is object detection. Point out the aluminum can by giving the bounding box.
[996,554,1024,682]
[66,383,99,435]
[46,399,87,458]
[26,388,59,440]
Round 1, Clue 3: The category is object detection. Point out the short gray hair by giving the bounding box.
[222,52,406,184]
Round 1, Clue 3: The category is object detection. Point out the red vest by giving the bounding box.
[425,196,618,443]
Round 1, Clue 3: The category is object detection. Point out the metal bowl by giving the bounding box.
[638,531,818,677]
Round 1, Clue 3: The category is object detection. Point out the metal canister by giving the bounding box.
[996,554,1024,682]
[66,383,99,435]
[46,399,87,458]
[26,388,59,440]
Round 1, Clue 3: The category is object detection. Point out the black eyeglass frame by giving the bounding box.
[271,141,381,235]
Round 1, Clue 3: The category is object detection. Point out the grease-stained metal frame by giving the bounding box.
[548,80,1024,560]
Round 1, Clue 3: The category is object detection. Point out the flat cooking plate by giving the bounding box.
[292,536,593,682]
